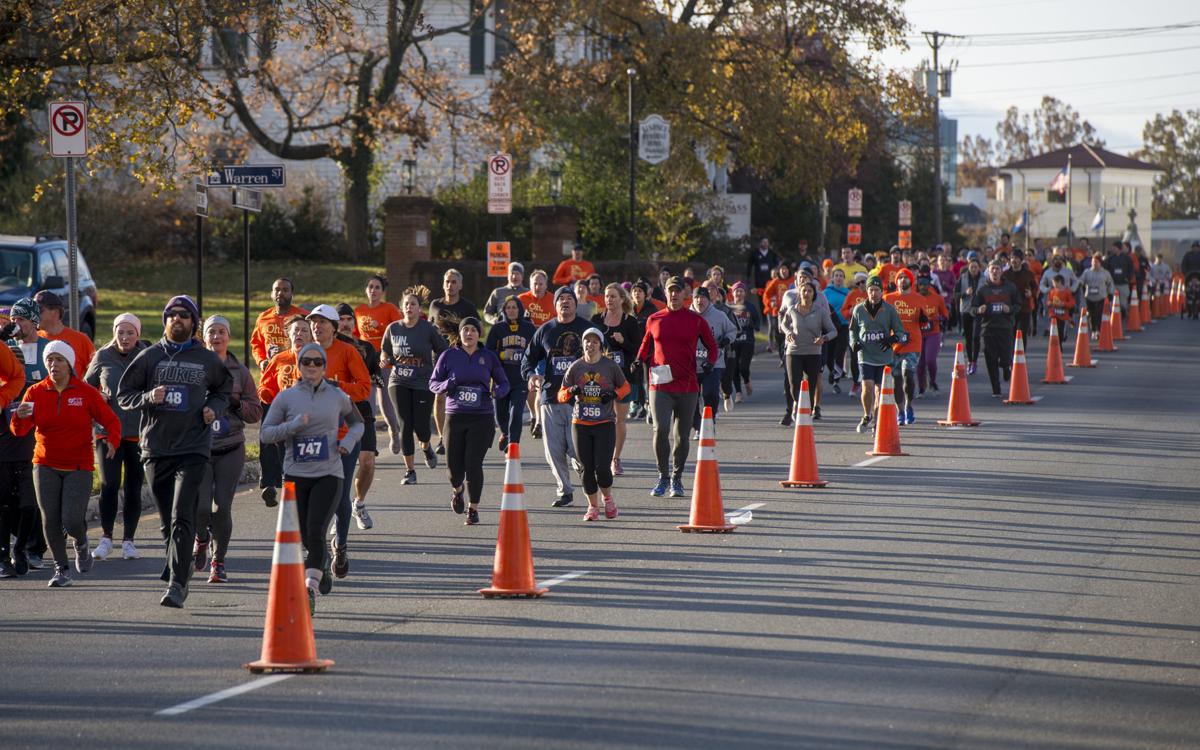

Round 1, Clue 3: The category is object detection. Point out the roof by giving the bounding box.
[999,143,1162,172]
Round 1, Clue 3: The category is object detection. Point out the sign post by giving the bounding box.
[487,242,512,278]
[898,200,912,227]
[848,223,862,246]
[49,101,88,332]
[487,153,512,243]
[233,188,263,363]
[195,181,208,316]
[848,188,863,219]
[638,114,670,165]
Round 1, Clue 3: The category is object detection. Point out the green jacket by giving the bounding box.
[848,300,905,366]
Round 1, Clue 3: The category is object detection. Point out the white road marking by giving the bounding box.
[1063,375,1074,383]
[730,503,765,514]
[1031,395,1044,402]
[156,675,293,717]
[853,456,892,468]
[537,570,590,588]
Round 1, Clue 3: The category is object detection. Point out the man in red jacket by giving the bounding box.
[637,276,717,498]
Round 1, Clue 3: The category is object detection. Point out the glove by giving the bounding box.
[566,384,581,397]
[599,391,614,404]
[699,360,714,375]
[0,322,16,340]
[884,334,899,347]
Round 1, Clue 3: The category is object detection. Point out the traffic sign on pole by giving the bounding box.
[232,188,263,213]
[848,223,862,245]
[487,242,511,278]
[898,229,912,249]
[49,102,88,157]
[487,154,513,214]
[899,200,912,227]
[848,188,863,218]
[207,165,286,187]
[195,182,209,218]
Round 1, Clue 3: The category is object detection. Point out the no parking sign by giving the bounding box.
[49,101,88,157]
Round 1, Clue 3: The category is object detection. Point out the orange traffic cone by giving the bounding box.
[1110,293,1125,340]
[1127,288,1143,331]
[1042,320,1068,384]
[1068,309,1095,368]
[1003,330,1035,404]
[1152,288,1163,319]
[245,482,334,674]
[679,406,736,533]
[867,366,908,456]
[937,343,980,426]
[1140,286,1153,324]
[780,380,828,488]
[1175,278,1185,315]
[1096,298,1118,352]
[480,443,548,598]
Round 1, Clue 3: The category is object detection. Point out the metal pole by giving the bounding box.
[820,188,828,249]
[931,35,943,246]
[64,156,80,331]
[495,214,502,243]
[1024,198,1030,253]
[196,214,204,318]
[1066,153,1073,248]
[1100,195,1107,249]
[243,209,250,364]
[627,68,636,259]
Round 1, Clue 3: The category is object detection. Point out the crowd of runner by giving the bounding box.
[1,237,1196,611]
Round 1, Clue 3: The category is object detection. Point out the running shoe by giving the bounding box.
[552,492,574,508]
[423,444,438,469]
[604,497,619,520]
[352,501,373,530]
[12,549,28,575]
[389,430,401,455]
[193,537,208,572]
[208,561,227,584]
[930,382,939,393]
[403,469,417,485]
[159,582,188,608]
[48,568,72,588]
[307,587,316,616]
[74,541,93,574]
[451,486,465,514]
[746,382,753,396]
[991,391,1003,398]
[723,395,733,412]
[691,429,699,441]
[897,410,905,426]
[670,477,685,498]
[915,389,924,400]
[93,536,112,561]
[0,559,16,578]
[780,413,793,427]
[319,561,332,594]
[906,406,915,425]
[650,478,669,497]
[465,507,480,526]
[435,440,445,455]
[261,486,278,507]
[330,539,349,578]
[831,382,841,395]
[583,506,600,522]
[121,540,139,560]
[570,456,584,476]
[611,458,624,477]
[645,410,654,426]
[812,406,822,420]
[967,362,977,376]
[734,392,744,403]
[498,435,508,454]
[26,553,43,570]
[850,382,861,397]
[856,415,871,433]
[531,421,543,439]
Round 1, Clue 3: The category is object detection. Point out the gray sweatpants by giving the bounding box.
[650,390,699,480]
[32,466,91,571]
[195,443,246,562]
[539,400,577,498]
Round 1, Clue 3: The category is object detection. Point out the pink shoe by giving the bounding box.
[583,506,600,522]
[603,497,618,519]
[611,458,624,476]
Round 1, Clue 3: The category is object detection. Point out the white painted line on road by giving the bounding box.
[726,503,763,526]
[156,675,293,717]
[1063,375,1074,383]
[853,456,892,468]
[730,503,765,513]
[537,570,591,588]
[1031,395,1044,402]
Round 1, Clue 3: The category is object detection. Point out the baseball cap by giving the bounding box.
[306,304,339,322]
[665,276,685,291]
[334,302,355,318]
[34,290,63,309]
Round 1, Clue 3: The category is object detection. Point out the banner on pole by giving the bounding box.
[847,223,862,245]
[487,242,511,278]
[898,229,912,249]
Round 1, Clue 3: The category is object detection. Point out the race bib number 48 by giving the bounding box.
[160,385,188,412]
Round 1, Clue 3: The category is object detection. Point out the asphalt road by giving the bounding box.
[3,318,1199,749]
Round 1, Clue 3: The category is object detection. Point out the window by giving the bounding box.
[1047,189,1065,204]
[51,248,69,277]
[493,0,513,64]
[469,0,486,74]
[212,27,249,68]
[1026,188,1045,203]
[38,250,56,284]
[0,249,34,292]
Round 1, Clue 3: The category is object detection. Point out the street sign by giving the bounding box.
[848,223,862,245]
[487,242,511,278]
[848,188,863,218]
[49,101,88,157]
[638,114,670,165]
[898,229,912,249]
[899,200,912,227]
[487,153,513,214]
[195,182,208,218]
[232,188,263,213]
[207,164,286,187]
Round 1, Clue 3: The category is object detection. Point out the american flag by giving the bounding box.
[1049,166,1069,194]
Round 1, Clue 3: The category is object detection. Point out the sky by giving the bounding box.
[868,0,1200,155]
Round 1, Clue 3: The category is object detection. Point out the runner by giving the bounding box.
[253,278,308,506]
[12,341,120,588]
[83,313,148,562]
[848,277,905,433]
[971,261,1022,398]
[552,242,595,286]
[1003,251,1039,342]
[428,269,476,455]
[337,303,380,531]
[763,265,792,358]
[1079,253,1115,337]
[779,280,836,423]
[485,295,535,453]
[382,293,447,485]
[955,256,984,374]
[691,286,737,435]
[559,328,629,521]
[1046,275,1076,342]
[518,269,554,438]
[822,269,851,395]
[1104,242,1134,315]
[591,283,640,476]
[257,315,312,505]
[1,302,39,577]
[353,275,402,454]
[637,276,717,498]
[915,274,950,396]
[573,279,595,320]
[832,246,868,281]
[522,286,590,507]
[34,291,94,371]
[839,273,868,396]
[428,317,509,526]
[483,262,529,325]
[259,342,364,613]
[627,280,658,419]
[586,274,606,309]
[193,315,261,583]
[883,269,925,424]
[724,282,761,403]
[116,295,231,608]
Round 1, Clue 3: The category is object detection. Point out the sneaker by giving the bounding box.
[261,486,278,507]
[74,541,93,574]
[604,497,619,519]
[12,549,28,575]
[906,406,915,425]
[465,507,480,526]
[669,477,685,498]
[422,444,438,469]
[570,457,584,477]
[850,382,861,397]
[193,537,208,572]
[967,362,977,376]
[435,440,445,455]
[330,539,349,578]
[531,421,543,439]
[915,389,924,400]
[208,561,227,583]
[318,561,332,595]
[644,410,654,426]
[812,405,822,420]
[691,429,699,441]
[722,396,733,412]
[734,392,744,403]
[897,410,905,426]
[583,506,600,522]
[0,559,16,578]
[159,582,188,608]
[930,382,939,393]
[307,586,316,615]
[991,391,1003,398]
[403,469,417,485]
[650,478,669,497]
[831,382,841,395]
[552,492,574,508]
[48,568,72,588]
[388,430,401,455]
[611,457,624,477]
[780,413,793,427]
[498,435,508,454]
[856,415,871,434]
[26,553,43,571]
[352,501,373,530]
[93,536,113,561]
[120,539,139,560]
[451,487,465,514]
[746,382,753,396]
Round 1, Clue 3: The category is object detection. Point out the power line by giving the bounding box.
[957,42,1200,68]
[969,68,1200,95]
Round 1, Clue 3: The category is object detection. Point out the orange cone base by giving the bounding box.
[1041,377,1068,384]
[866,449,909,456]
[479,586,548,598]
[245,657,334,674]
[678,523,737,533]
[936,419,980,426]
[1065,363,1097,368]
[780,478,828,488]
[1002,398,1035,405]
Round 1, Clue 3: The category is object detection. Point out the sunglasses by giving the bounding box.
[167,309,193,319]
[299,357,326,367]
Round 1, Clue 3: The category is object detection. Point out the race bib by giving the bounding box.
[864,331,885,343]
[1053,306,1066,317]
[394,365,415,379]
[580,404,603,420]
[696,345,708,360]
[293,435,329,462]
[990,303,1006,314]
[211,417,231,438]
[610,351,624,368]
[502,349,524,364]
[453,384,484,405]
[551,357,572,375]
[920,319,932,332]
[160,385,188,412]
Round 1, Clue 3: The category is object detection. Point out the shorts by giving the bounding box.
[894,352,919,373]
[860,363,888,383]
[355,401,378,455]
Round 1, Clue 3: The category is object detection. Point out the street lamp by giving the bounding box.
[627,67,637,259]
[549,164,562,204]
[402,158,416,195]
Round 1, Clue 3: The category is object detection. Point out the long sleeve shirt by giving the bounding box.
[259,378,363,479]
[251,305,308,368]
[636,307,717,394]
[429,346,510,416]
[11,376,120,471]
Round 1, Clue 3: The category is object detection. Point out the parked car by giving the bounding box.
[0,234,98,339]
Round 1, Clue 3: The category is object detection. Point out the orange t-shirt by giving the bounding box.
[650,298,667,311]
[877,263,902,291]
[884,290,925,354]
[251,305,308,366]
[917,290,950,335]
[840,288,867,322]
[552,259,596,286]
[763,278,790,315]
[257,351,300,405]
[1047,288,1076,321]
[39,327,95,373]
[354,302,402,352]
[519,291,555,327]
[322,338,371,402]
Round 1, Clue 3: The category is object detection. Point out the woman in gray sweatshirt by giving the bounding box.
[779,281,836,422]
[260,342,364,613]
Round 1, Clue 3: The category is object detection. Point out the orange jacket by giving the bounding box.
[519,291,555,327]
[884,291,925,354]
[840,288,867,323]
[0,342,23,408]
[763,278,790,315]
[257,350,300,405]
[322,337,371,402]
[39,327,95,373]
[354,302,402,352]
[552,259,596,286]
[917,290,950,335]
[10,376,120,471]
[251,305,308,367]
[1047,288,1076,321]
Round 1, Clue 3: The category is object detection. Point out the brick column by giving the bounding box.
[383,196,434,303]
[531,205,579,271]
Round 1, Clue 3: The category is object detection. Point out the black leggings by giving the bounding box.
[389,382,434,457]
[826,323,849,381]
[97,440,143,540]
[446,412,494,505]
[724,341,754,395]
[785,354,822,413]
[573,421,616,495]
[961,313,980,363]
[288,474,341,572]
[0,461,38,560]
[1086,299,1103,329]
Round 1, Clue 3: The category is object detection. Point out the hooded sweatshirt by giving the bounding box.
[259,376,364,479]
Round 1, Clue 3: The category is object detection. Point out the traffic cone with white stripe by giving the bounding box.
[1140,286,1153,324]
[1126,288,1143,331]
[937,343,980,426]
[780,380,828,488]
[480,443,548,597]
[1041,318,1068,384]
[1096,298,1118,353]
[1068,308,1096,368]
[245,481,334,673]
[679,406,736,532]
[867,366,908,456]
[1003,330,1035,404]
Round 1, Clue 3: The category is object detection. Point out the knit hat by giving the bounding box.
[508,261,524,274]
[731,281,747,291]
[113,312,141,336]
[202,315,230,336]
[553,286,577,304]
[34,290,63,309]
[162,295,200,331]
[334,302,355,319]
[297,342,326,365]
[43,339,75,370]
[867,276,883,289]
[458,316,483,335]
[896,268,916,288]
[582,327,605,342]
[10,297,39,326]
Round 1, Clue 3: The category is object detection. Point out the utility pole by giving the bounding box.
[922,30,961,246]
[627,68,637,259]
